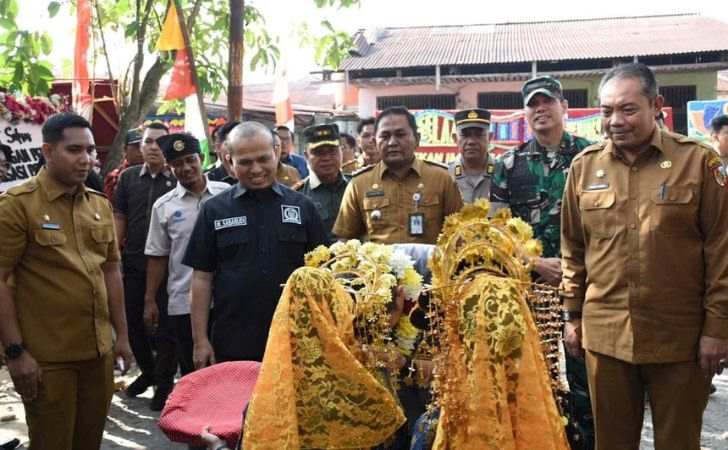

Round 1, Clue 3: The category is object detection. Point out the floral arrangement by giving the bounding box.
[305,240,424,378]
[0,93,69,124]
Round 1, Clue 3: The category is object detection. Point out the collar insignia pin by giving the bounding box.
[596,169,605,178]
[43,214,50,221]
[660,160,672,169]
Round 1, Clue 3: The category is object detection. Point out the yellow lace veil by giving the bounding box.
[429,200,569,450]
[242,267,405,450]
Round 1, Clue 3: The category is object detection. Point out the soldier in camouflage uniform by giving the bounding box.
[490,76,594,450]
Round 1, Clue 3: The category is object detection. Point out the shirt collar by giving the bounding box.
[174,177,214,198]
[37,167,88,202]
[139,163,172,178]
[308,170,346,189]
[604,126,664,161]
[232,181,284,199]
[379,157,422,179]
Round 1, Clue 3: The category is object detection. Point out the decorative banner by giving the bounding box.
[272,56,294,131]
[156,3,185,51]
[73,0,92,120]
[410,108,673,163]
[687,99,728,143]
[0,120,44,192]
[165,48,196,100]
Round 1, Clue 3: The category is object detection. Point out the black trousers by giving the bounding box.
[123,265,177,387]
[169,314,195,376]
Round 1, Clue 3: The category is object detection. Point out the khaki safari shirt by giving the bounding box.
[560,129,728,364]
[447,155,493,204]
[0,168,120,362]
[277,162,301,188]
[333,158,463,244]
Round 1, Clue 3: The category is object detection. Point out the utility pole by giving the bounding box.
[228,0,244,121]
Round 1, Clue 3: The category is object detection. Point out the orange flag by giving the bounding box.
[165,49,196,100]
[157,3,185,51]
[272,60,294,131]
[73,0,93,119]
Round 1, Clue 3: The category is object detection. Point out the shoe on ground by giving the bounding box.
[150,384,172,411]
[125,374,154,398]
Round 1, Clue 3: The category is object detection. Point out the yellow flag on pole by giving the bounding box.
[156,4,185,51]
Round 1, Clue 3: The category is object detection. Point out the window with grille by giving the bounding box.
[563,89,588,108]
[376,94,456,110]
[477,92,522,109]
[659,85,696,135]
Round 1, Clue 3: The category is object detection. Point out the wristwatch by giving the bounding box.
[4,343,24,360]
[562,310,582,322]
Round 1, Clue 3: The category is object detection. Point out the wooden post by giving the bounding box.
[228,0,244,121]
[172,0,212,148]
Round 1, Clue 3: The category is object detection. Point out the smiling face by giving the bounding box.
[229,132,278,190]
[376,114,419,170]
[168,153,203,189]
[525,94,567,135]
[42,127,96,189]
[600,76,662,152]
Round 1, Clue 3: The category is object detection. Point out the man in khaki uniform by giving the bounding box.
[333,106,463,244]
[272,130,301,187]
[0,112,133,450]
[448,108,494,203]
[561,63,728,450]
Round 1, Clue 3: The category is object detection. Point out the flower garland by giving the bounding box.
[0,93,69,124]
[305,240,424,377]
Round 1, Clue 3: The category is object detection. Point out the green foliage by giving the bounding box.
[0,0,55,95]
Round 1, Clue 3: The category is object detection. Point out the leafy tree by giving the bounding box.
[0,0,359,174]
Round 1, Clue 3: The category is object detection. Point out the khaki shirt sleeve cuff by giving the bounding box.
[702,317,728,340]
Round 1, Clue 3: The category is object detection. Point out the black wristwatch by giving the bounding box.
[562,310,582,322]
[4,343,24,360]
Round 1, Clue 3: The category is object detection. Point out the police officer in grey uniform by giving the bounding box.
[448,108,494,203]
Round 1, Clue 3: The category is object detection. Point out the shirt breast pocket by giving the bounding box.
[88,225,114,258]
[363,196,391,231]
[418,194,441,223]
[34,229,68,246]
[579,191,616,238]
[215,229,250,269]
[278,225,308,265]
[649,186,696,236]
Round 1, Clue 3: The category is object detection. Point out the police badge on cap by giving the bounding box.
[454,108,492,133]
[156,132,201,162]
[304,124,341,152]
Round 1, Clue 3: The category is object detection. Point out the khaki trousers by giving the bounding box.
[584,350,711,450]
[24,352,114,450]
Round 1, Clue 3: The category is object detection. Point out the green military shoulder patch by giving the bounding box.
[351,164,375,177]
[5,180,39,196]
[423,159,448,170]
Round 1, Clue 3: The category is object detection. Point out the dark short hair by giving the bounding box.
[711,114,728,134]
[42,112,92,145]
[340,132,356,148]
[357,117,375,134]
[0,143,11,161]
[216,121,240,143]
[599,62,658,102]
[145,121,170,133]
[374,106,418,135]
[274,125,294,141]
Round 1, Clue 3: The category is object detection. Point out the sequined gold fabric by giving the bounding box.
[242,267,405,450]
[429,200,569,450]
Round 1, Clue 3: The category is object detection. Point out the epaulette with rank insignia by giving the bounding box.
[86,187,106,197]
[571,141,606,163]
[351,164,375,177]
[671,132,715,152]
[5,180,39,196]
[423,159,448,170]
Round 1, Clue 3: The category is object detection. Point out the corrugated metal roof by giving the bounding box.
[340,14,728,71]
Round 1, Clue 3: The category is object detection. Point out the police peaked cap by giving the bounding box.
[304,124,341,151]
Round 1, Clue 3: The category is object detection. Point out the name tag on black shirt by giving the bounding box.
[214,216,247,230]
